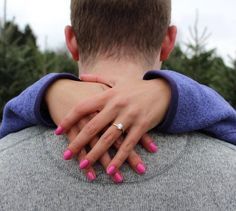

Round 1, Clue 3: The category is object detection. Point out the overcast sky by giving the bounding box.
[1,0,236,63]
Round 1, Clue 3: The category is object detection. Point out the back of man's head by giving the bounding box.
[71,0,171,64]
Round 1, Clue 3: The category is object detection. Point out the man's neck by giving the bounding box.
[78,57,161,84]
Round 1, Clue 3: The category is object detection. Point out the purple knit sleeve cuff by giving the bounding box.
[34,73,80,127]
[143,70,179,131]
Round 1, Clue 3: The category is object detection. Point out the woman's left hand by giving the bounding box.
[57,74,171,175]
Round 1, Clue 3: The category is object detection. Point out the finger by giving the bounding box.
[79,74,115,88]
[55,93,107,135]
[89,137,124,183]
[140,133,158,153]
[79,118,133,171]
[78,125,123,168]
[114,137,146,175]
[77,116,124,183]
[100,154,124,184]
[66,126,79,144]
[107,126,144,175]
[63,106,118,159]
[77,148,97,182]
[63,126,80,160]
[66,126,97,181]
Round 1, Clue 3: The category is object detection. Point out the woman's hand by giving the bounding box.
[66,116,125,183]
[46,79,157,182]
[67,115,154,183]
[57,75,170,175]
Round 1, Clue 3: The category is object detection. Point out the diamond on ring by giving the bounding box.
[113,123,124,133]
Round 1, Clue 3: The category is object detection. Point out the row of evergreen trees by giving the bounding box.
[0,21,77,118]
[0,21,235,118]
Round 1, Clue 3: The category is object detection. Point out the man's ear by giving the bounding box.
[160,26,177,61]
[64,25,79,61]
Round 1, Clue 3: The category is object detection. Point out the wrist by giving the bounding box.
[45,79,78,106]
[34,73,79,127]
[148,78,171,106]
[144,70,179,131]
[147,78,171,124]
[45,79,109,125]
[45,79,81,124]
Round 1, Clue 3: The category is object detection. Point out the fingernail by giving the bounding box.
[136,163,146,174]
[63,150,73,160]
[149,142,158,153]
[79,160,90,169]
[113,172,123,183]
[87,172,96,182]
[107,165,116,175]
[55,126,64,135]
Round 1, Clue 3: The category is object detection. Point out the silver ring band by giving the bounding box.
[113,123,125,134]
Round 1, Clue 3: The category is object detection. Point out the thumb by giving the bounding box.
[79,74,115,88]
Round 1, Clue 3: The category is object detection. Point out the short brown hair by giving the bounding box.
[71,0,171,63]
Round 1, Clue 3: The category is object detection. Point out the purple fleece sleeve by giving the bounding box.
[144,70,236,145]
[0,73,79,139]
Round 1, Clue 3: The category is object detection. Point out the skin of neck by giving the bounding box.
[78,54,162,84]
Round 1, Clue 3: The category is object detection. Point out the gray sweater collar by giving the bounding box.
[43,129,189,184]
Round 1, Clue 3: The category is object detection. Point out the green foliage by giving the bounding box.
[164,17,236,108]
[0,21,77,117]
[164,47,236,107]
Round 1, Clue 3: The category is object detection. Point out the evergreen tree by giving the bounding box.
[0,21,77,118]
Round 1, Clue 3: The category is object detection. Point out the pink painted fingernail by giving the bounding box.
[55,126,64,135]
[107,165,116,175]
[87,172,96,182]
[63,150,73,160]
[113,172,123,183]
[136,163,146,174]
[149,142,158,153]
[79,160,90,169]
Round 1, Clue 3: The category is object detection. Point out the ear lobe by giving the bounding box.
[160,26,177,61]
[64,25,79,61]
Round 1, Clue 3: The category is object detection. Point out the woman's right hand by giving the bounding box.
[66,117,125,183]
[67,114,155,183]
[45,79,157,182]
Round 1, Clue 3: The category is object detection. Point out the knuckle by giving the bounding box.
[127,109,138,119]
[119,97,129,106]
[115,148,130,164]
[116,138,123,145]
[75,122,82,131]
[104,89,116,100]
[99,93,108,103]
[129,153,141,165]
[89,138,98,147]
[139,120,149,129]
[115,155,126,166]
[114,140,122,148]
[108,88,117,96]
[70,143,82,154]
[83,122,98,137]
[112,97,128,109]
[133,153,142,162]
[61,116,71,127]
[121,142,133,154]
[87,155,96,165]
[79,118,88,127]
[74,105,82,114]
[89,113,97,119]
[101,131,114,146]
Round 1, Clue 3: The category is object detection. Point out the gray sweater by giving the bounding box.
[0,126,235,211]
